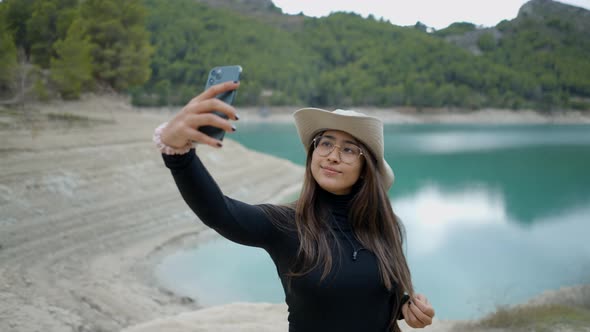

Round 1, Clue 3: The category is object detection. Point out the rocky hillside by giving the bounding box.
[519,0,590,33]
[194,0,304,30]
[436,0,589,53]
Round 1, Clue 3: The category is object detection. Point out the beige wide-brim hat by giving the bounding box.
[293,107,395,191]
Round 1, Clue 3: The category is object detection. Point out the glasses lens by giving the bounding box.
[315,136,334,156]
[340,144,361,163]
[314,136,361,164]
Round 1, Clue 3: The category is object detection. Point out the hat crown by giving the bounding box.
[332,109,367,117]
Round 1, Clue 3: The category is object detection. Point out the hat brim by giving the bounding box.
[293,107,394,190]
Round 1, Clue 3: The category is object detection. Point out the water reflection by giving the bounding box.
[394,184,507,255]
[385,124,590,154]
[156,183,590,319]
[389,147,590,225]
[398,184,590,319]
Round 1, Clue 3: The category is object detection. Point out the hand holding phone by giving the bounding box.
[159,67,240,150]
[199,65,242,141]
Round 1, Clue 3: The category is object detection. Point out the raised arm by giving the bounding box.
[157,81,279,249]
[163,150,277,249]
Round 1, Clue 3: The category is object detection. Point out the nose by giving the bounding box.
[326,146,341,162]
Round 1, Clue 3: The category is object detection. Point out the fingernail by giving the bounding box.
[217,142,223,148]
[235,114,240,121]
[231,125,237,132]
[233,80,239,84]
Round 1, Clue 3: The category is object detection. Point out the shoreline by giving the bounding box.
[208,106,590,125]
[7,93,588,125]
[116,94,590,125]
[239,107,590,125]
[1,95,588,332]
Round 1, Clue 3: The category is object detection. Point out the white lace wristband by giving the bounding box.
[153,122,194,155]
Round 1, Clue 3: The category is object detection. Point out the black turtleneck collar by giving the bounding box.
[319,188,355,210]
[318,188,356,230]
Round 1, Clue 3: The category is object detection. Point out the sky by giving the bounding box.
[271,0,590,30]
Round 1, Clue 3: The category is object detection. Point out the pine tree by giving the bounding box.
[27,0,79,68]
[0,0,36,58]
[50,19,93,99]
[80,0,152,91]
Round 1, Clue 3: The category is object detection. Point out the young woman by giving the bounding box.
[154,81,435,332]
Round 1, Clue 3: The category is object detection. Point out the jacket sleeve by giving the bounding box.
[162,149,278,250]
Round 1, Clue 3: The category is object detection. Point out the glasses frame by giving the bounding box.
[312,135,364,165]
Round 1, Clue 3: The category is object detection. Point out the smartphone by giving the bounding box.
[198,65,242,141]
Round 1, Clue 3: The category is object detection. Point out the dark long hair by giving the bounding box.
[260,136,414,332]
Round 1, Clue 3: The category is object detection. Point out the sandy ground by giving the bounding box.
[1,95,588,332]
[0,95,303,332]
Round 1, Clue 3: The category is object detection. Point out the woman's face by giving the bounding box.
[310,130,364,195]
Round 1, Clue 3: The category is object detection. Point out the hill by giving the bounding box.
[435,0,590,110]
[0,0,589,111]
[132,0,590,110]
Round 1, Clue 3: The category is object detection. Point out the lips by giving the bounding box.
[321,165,341,174]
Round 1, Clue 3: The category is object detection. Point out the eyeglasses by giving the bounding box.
[312,135,364,164]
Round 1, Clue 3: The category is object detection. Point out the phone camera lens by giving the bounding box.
[211,68,221,79]
[209,78,215,84]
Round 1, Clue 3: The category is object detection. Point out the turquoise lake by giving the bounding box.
[156,123,590,320]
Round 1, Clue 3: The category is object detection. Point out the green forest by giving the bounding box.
[1,0,589,111]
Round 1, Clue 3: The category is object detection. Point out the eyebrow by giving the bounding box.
[322,134,359,146]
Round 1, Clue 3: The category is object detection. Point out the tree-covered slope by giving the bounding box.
[1,0,588,111]
[435,0,590,110]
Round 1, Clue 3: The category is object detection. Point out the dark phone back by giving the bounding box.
[199,65,242,141]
